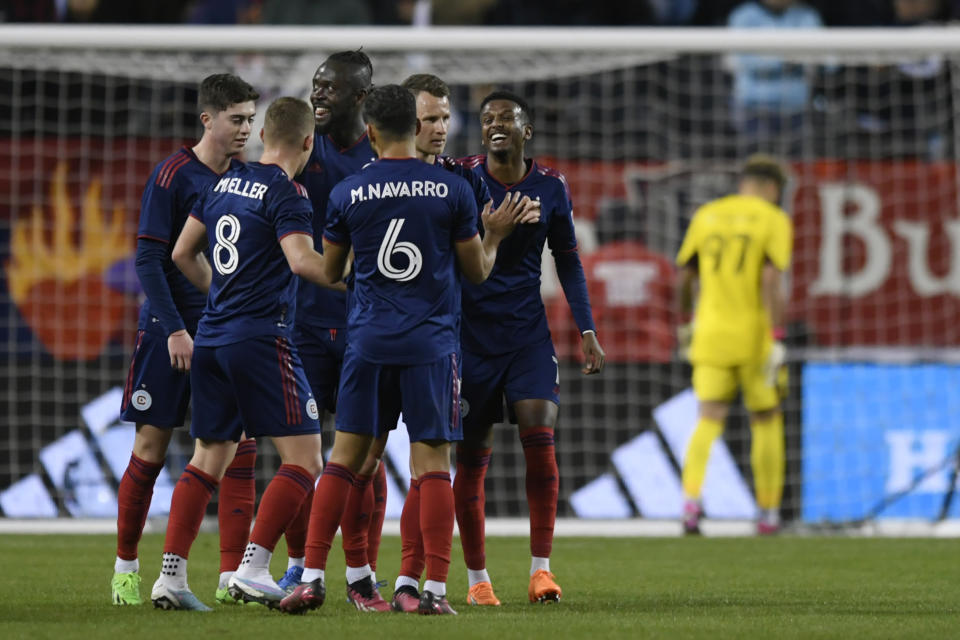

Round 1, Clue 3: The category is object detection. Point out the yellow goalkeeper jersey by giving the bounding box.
[676,193,792,366]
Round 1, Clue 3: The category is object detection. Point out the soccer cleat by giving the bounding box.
[757,520,781,536]
[683,500,702,535]
[111,571,143,605]
[279,578,326,614]
[390,585,420,613]
[345,576,392,612]
[151,580,212,611]
[467,581,501,606]
[528,570,562,603]
[215,587,240,605]
[277,565,304,594]
[227,572,286,608]
[418,590,458,615]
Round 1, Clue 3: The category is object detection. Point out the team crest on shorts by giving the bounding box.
[131,389,152,411]
[306,398,319,420]
[460,397,470,417]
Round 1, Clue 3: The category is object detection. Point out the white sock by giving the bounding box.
[160,553,188,589]
[395,575,419,591]
[115,557,139,574]
[530,557,550,575]
[467,568,491,587]
[371,571,377,585]
[762,509,780,526]
[302,568,325,584]
[423,579,446,596]
[287,556,304,570]
[345,564,372,584]
[218,571,234,589]
[236,542,272,576]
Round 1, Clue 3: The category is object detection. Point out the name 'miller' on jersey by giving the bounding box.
[193,162,313,348]
[324,158,478,365]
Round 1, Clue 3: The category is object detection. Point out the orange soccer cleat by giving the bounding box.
[528,570,562,604]
[466,581,501,606]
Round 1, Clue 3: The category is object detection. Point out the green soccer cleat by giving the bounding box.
[112,571,143,605]
[216,586,262,607]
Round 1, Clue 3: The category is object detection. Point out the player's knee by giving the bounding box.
[132,424,171,463]
[699,401,729,422]
[750,408,781,425]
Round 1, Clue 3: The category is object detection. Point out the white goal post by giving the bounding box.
[2,25,960,531]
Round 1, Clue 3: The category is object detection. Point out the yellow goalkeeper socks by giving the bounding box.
[682,416,724,499]
[751,412,785,510]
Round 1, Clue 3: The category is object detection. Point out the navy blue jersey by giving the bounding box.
[136,147,241,335]
[324,158,478,365]
[193,162,314,347]
[460,155,596,355]
[296,132,377,331]
[436,155,490,221]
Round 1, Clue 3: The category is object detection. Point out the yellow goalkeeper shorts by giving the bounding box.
[692,362,781,413]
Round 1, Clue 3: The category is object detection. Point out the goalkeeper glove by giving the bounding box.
[764,340,786,388]
[677,322,693,361]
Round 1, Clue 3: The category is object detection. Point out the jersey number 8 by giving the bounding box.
[377,218,422,282]
[213,214,241,276]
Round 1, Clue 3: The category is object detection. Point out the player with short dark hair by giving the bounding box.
[278,84,535,616]
[456,90,605,605]
[676,153,793,536]
[112,73,260,607]
[151,97,337,611]
[278,49,394,611]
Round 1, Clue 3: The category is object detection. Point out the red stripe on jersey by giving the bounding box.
[122,330,145,411]
[160,154,191,189]
[136,233,169,243]
[450,353,460,430]
[276,337,293,424]
[293,182,309,198]
[321,234,348,246]
[458,154,485,169]
[154,153,183,187]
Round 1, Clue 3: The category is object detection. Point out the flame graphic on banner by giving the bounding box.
[5,162,134,361]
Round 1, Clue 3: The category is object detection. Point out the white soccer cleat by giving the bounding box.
[151,579,211,611]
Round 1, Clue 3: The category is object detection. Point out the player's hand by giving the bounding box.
[763,341,786,387]
[168,330,194,373]
[581,331,605,375]
[518,197,541,225]
[676,322,693,361]
[482,192,532,240]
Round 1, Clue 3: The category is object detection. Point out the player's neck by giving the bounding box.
[191,139,233,174]
[416,149,436,164]
[258,149,300,179]
[327,118,367,150]
[377,140,417,160]
[486,151,527,185]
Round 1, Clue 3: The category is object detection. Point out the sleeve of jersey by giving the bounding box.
[322,187,350,246]
[455,181,480,241]
[548,198,596,334]
[675,211,700,266]
[135,237,185,335]
[136,168,177,242]
[270,180,314,241]
[766,212,793,270]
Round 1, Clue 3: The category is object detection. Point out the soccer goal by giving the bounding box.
[1,25,959,532]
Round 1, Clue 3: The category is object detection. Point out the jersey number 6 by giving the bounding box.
[377,218,423,282]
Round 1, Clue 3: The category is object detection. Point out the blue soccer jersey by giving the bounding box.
[296,132,377,332]
[459,155,596,355]
[324,157,479,365]
[136,147,241,335]
[192,162,314,347]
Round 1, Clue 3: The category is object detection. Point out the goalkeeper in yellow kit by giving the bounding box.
[675,155,792,535]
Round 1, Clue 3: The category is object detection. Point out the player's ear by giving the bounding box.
[259,128,265,142]
[303,133,313,153]
[415,119,422,135]
[199,110,212,131]
[523,122,533,141]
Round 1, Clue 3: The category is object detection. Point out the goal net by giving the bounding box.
[2,26,959,529]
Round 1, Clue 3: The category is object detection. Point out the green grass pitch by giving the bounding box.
[0,533,957,639]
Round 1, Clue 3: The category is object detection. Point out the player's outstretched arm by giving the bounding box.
[279,233,347,291]
[172,216,213,295]
[456,192,531,283]
[581,331,605,375]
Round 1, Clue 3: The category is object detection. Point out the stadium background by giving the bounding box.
[1,4,960,532]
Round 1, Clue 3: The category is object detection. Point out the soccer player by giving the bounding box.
[278,84,534,616]
[676,154,792,536]
[456,90,606,605]
[283,50,392,609]
[112,73,259,606]
[151,96,334,611]
[389,73,538,612]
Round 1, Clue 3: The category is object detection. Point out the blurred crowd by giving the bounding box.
[1,0,959,27]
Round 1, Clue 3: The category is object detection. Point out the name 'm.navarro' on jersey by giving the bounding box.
[350,179,449,204]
